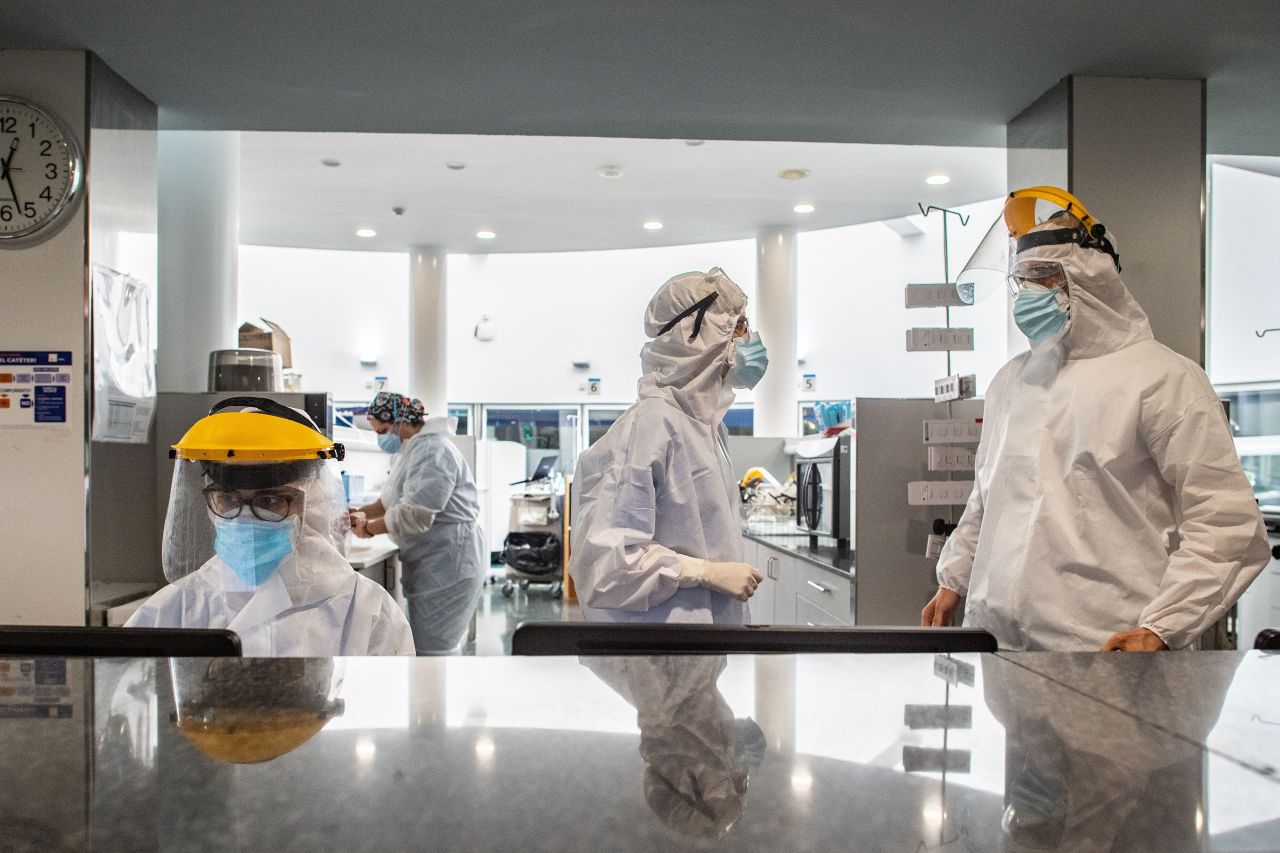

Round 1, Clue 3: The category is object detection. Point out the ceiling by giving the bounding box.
[239,132,1005,252]
[4,2,1280,154]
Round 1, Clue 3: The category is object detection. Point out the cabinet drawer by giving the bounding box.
[796,595,852,628]
[795,561,853,623]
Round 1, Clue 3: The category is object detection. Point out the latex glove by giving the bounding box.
[1101,627,1168,652]
[350,511,373,539]
[680,558,763,601]
[921,587,962,627]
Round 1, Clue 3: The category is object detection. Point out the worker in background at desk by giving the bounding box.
[570,268,766,623]
[127,397,414,656]
[351,392,486,654]
[921,187,1269,651]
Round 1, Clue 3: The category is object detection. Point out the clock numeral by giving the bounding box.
[45,163,58,180]
[39,186,52,201]
[21,202,35,218]
[0,205,12,222]
[40,140,51,157]
[28,122,36,138]
[0,117,14,134]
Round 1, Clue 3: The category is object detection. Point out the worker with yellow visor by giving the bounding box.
[922,187,1268,651]
[127,397,414,656]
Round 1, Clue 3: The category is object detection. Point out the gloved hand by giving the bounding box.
[349,511,373,539]
[679,558,763,601]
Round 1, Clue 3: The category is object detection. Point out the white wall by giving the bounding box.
[1207,163,1280,385]
[238,245,409,401]
[236,201,1018,415]
[797,197,1010,400]
[446,240,757,404]
[0,51,91,625]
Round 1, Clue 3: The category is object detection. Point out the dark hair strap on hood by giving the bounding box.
[657,292,718,342]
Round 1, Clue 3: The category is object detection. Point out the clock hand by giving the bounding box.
[4,137,21,211]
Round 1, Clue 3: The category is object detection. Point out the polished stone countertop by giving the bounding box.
[0,651,1277,851]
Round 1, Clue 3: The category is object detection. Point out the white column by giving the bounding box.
[157,131,240,391]
[409,246,448,417]
[754,227,799,437]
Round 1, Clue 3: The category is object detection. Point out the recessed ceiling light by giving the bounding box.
[793,203,815,214]
[356,228,376,238]
[445,161,466,170]
[778,168,811,181]
[597,164,626,179]
[926,174,951,186]
[643,221,664,231]
[476,230,496,240]
[683,140,705,147]
[321,158,341,167]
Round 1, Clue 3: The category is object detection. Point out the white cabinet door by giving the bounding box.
[772,551,799,625]
[750,548,778,625]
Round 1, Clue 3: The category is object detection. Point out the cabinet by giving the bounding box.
[748,537,852,627]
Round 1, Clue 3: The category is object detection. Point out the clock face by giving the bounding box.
[0,96,82,242]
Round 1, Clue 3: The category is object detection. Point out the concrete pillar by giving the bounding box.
[157,131,240,391]
[1007,76,1206,364]
[409,245,448,417]
[754,227,798,436]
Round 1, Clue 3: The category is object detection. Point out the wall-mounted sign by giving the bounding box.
[0,350,71,427]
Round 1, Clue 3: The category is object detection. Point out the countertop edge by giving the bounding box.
[744,532,855,578]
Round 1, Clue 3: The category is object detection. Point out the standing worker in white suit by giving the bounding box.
[922,187,1269,651]
[351,392,486,654]
[569,268,768,623]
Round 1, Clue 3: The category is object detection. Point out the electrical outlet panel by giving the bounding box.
[906,327,974,352]
[907,480,974,506]
[905,282,973,309]
[927,446,977,471]
[934,374,977,403]
[925,534,947,559]
[922,418,983,445]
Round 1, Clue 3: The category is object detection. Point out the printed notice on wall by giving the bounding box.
[0,659,74,719]
[0,351,72,429]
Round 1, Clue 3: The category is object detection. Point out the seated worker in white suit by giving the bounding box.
[128,397,414,656]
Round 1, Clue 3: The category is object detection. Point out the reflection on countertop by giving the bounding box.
[2,651,1277,851]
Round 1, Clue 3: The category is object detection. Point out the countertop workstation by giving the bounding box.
[0,650,1275,851]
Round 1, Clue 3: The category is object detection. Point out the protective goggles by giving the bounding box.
[203,485,304,523]
[1006,260,1068,296]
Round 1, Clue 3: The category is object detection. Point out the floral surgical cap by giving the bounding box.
[368,392,426,425]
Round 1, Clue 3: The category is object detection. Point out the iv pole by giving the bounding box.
[916,205,970,530]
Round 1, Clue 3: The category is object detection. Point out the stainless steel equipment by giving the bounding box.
[795,432,851,548]
[208,348,283,392]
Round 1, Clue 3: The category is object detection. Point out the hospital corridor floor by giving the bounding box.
[461,568,581,655]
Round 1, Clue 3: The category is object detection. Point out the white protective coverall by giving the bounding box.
[569,268,752,623]
[937,240,1270,650]
[129,465,414,657]
[380,416,486,653]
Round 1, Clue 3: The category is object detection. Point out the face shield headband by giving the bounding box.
[1014,213,1122,272]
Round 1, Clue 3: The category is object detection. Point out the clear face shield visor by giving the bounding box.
[162,458,341,584]
[957,196,1085,302]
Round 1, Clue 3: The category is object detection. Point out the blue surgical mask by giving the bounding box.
[727,331,769,389]
[213,515,297,587]
[1013,285,1070,343]
[377,430,402,454]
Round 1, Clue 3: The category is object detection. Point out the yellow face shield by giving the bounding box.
[956,186,1119,302]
